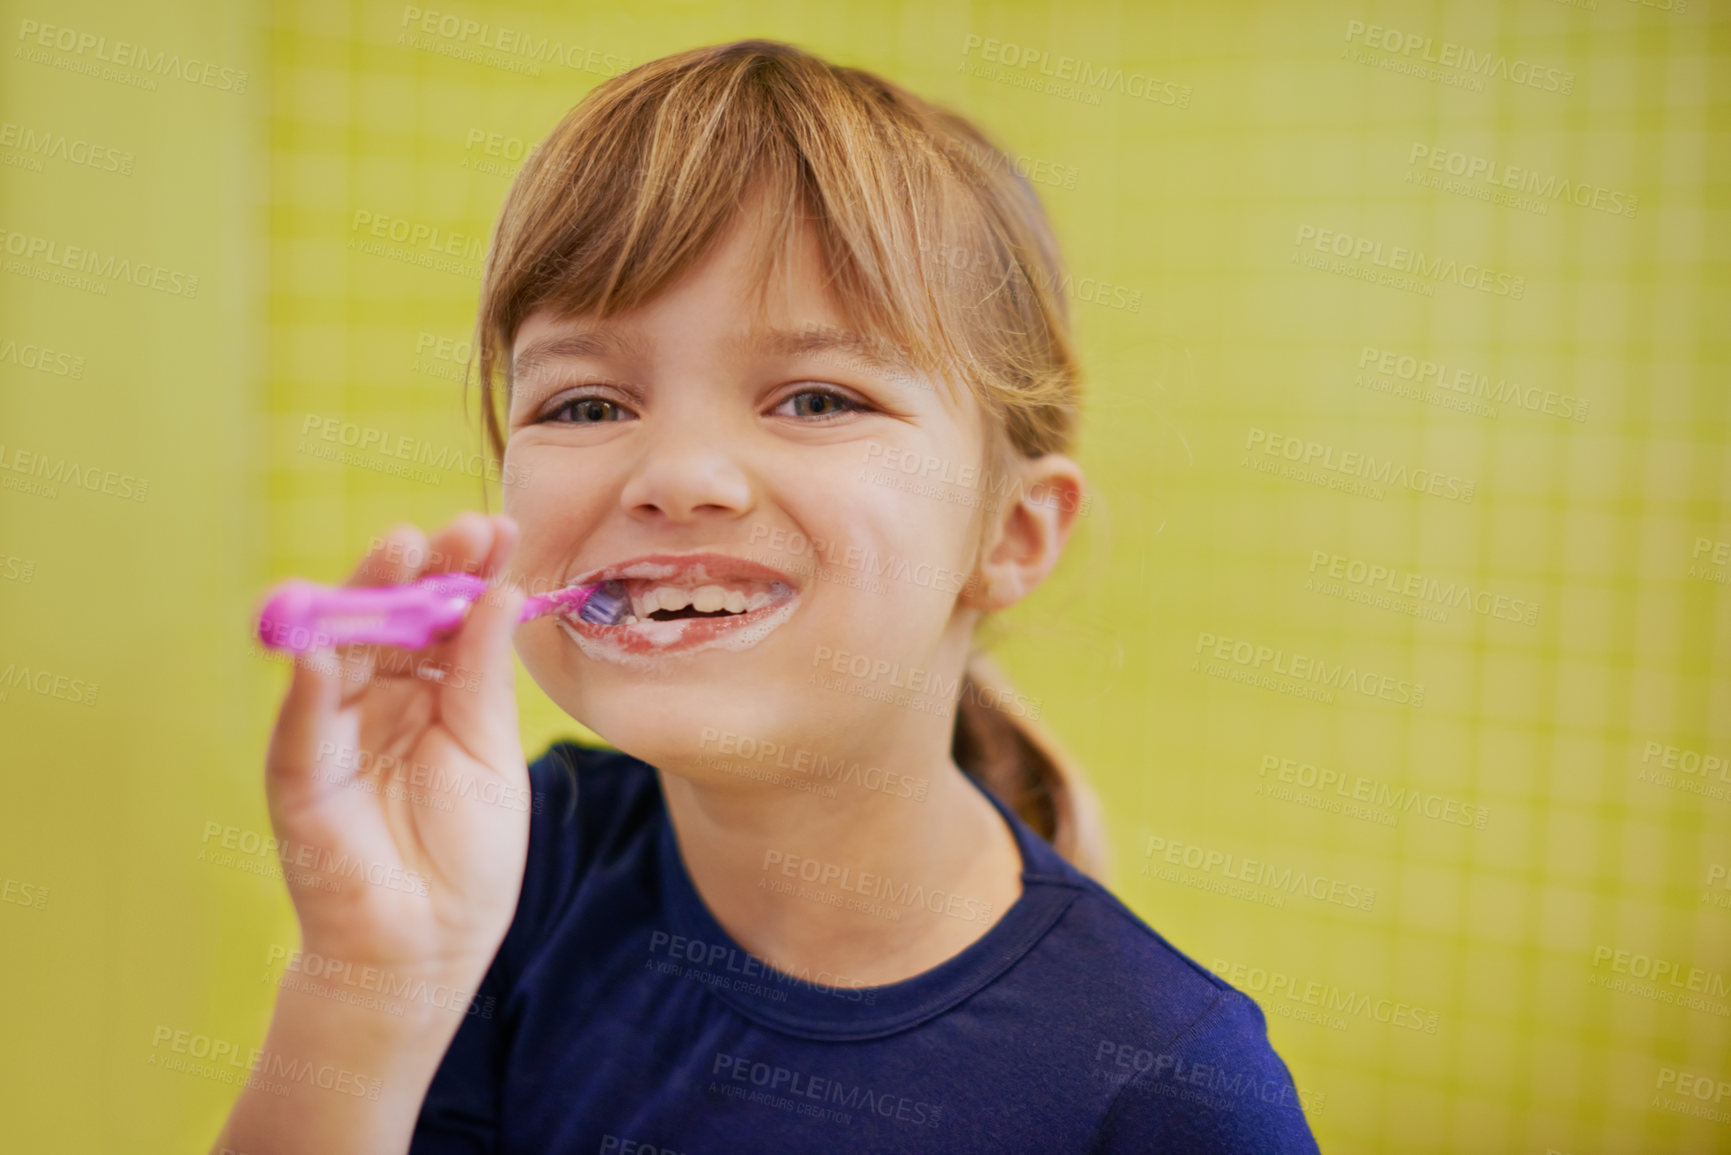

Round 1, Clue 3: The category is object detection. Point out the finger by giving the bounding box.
[265,645,345,792]
[316,523,431,688]
[263,523,416,789]
[347,522,427,588]
[335,518,492,686]
[478,514,520,582]
[418,512,494,579]
[386,512,504,676]
[438,539,525,764]
[327,516,491,691]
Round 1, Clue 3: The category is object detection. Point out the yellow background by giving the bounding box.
[2,1,1726,1151]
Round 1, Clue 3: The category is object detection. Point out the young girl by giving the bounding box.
[215,40,1319,1154]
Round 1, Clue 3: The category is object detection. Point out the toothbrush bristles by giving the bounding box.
[576,580,629,625]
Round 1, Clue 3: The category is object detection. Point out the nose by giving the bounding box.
[617,411,755,525]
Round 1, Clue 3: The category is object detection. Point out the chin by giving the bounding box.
[562,678,808,777]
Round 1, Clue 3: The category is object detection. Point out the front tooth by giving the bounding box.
[656,586,693,612]
[692,585,727,613]
[745,590,770,611]
[722,589,748,613]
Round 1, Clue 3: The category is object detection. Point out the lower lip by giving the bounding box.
[553,587,799,661]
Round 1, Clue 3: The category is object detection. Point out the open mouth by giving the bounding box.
[550,554,800,657]
[611,578,791,625]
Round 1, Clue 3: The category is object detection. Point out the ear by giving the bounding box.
[962,454,1087,611]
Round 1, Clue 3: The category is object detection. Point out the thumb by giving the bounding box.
[439,578,526,763]
[265,647,346,806]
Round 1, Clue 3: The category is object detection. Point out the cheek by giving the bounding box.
[791,477,978,623]
[501,447,604,553]
[863,471,982,571]
[499,441,534,521]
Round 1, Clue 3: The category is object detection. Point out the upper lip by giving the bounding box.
[567,551,797,589]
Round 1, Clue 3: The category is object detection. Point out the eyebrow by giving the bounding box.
[511,323,923,387]
[751,325,921,381]
[512,328,649,386]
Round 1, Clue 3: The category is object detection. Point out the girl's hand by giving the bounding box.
[261,513,530,982]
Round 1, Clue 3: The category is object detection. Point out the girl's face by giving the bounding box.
[502,206,999,770]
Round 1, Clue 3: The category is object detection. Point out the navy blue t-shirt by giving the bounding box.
[410,742,1322,1153]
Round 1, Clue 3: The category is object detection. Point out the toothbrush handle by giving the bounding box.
[257,573,490,654]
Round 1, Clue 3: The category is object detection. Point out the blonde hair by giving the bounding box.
[472,39,1110,882]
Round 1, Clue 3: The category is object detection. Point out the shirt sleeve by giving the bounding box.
[408,746,584,1153]
[406,962,509,1154]
[1091,990,1323,1154]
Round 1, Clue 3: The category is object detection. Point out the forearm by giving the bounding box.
[208,966,478,1155]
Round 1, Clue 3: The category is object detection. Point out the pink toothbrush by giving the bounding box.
[255,572,629,654]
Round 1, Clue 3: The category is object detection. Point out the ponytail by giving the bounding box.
[952,652,1111,884]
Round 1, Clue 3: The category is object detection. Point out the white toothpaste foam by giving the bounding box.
[554,594,798,667]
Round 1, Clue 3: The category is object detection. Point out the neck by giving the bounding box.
[654,725,1025,990]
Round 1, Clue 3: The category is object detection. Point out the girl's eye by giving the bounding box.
[777,388,867,421]
[546,395,634,424]
[535,386,866,425]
